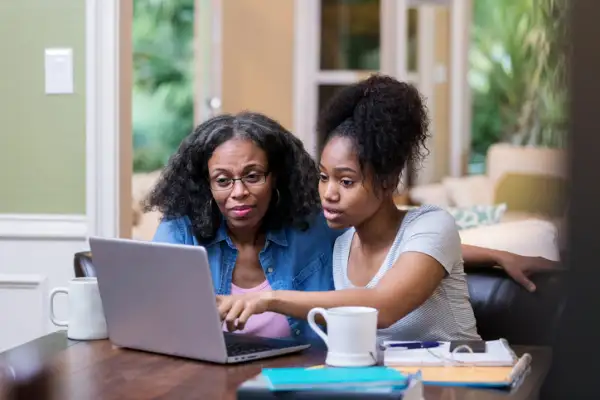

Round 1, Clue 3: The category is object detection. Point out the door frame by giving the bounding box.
[86,0,132,239]
[293,0,416,159]
[293,0,441,186]
[449,0,473,177]
[293,0,472,180]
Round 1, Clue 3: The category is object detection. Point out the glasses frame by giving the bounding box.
[209,171,271,191]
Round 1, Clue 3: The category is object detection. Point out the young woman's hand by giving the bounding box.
[495,252,561,292]
[216,292,273,332]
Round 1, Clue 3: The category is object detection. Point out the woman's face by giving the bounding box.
[208,138,274,232]
[318,136,383,229]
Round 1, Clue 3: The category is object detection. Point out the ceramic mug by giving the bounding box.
[307,306,378,367]
[49,277,108,340]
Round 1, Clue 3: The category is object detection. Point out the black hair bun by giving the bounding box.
[317,74,430,187]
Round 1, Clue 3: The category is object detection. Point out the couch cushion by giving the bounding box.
[494,173,568,219]
[459,219,560,261]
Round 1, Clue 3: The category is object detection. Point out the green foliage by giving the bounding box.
[470,0,568,158]
[132,0,195,173]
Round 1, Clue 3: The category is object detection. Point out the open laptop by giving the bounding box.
[88,237,310,364]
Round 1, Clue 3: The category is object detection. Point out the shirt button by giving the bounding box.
[267,267,273,273]
[295,330,301,336]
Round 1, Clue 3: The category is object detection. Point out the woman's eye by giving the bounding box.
[244,173,261,183]
[341,179,354,187]
[215,177,230,186]
[318,173,328,182]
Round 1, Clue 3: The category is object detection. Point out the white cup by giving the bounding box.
[307,306,378,367]
[49,277,108,340]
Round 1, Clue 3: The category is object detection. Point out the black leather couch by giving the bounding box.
[466,268,565,346]
[74,252,566,346]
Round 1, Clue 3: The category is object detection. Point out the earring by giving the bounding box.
[207,198,217,210]
[274,189,281,207]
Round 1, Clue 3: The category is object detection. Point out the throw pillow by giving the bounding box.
[447,203,507,230]
[442,175,494,207]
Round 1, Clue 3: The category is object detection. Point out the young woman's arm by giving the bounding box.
[218,251,445,331]
[218,210,458,332]
[461,244,560,292]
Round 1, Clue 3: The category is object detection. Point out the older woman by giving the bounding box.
[146,111,557,339]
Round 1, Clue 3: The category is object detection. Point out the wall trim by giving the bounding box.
[0,215,87,240]
[0,274,46,289]
[86,0,121,239]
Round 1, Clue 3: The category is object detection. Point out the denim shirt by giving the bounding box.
[152,212,344,340]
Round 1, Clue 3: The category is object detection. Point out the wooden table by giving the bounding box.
[0,331,552,399]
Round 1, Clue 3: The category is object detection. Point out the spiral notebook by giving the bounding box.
[383,339,516,367]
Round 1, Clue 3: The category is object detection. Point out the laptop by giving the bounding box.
[88,237,310,364]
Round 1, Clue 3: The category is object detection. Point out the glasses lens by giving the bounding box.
[212,179,232,191]
[243,173,266,185]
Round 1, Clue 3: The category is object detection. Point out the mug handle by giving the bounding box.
[307,307,329,347]
[49,288,69,327]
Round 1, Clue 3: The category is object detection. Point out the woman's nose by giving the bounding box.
[322,182,339,202]
[230,180,249,198]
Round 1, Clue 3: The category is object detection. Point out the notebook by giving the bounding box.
[393,353,532,388]
[261,367,408,390]
[383,339,516,367]
[237,370,424,400]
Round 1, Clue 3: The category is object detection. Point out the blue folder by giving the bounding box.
[261,367,409,391]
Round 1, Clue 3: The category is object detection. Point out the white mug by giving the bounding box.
[49,277,108,340]
[307,306,378,367]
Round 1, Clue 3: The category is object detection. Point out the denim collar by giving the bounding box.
[205,217,288,248]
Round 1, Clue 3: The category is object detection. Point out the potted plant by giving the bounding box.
[469,0,568,172]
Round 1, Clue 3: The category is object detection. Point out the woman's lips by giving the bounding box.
[230,206,253,218]
[323,207,343,221]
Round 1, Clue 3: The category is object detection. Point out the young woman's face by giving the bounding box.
[208,138,274,232]
[318,136,383,229]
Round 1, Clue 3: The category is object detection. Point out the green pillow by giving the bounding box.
[446,203,507,230]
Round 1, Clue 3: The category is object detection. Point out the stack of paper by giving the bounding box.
[383,339,516,367]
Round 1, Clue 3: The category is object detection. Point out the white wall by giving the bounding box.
[0,215,89,352]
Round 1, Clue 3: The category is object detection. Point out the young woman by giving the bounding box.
[149,110,557,340]
[216,76,481,341]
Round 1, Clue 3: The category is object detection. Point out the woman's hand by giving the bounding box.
[495,252,561,292]
[216,292,273,332]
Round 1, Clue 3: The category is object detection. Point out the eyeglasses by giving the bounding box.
[209,172,269,191]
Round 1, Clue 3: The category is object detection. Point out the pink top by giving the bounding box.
[224,280,291,338]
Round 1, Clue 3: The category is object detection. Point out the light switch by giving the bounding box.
[45,48,74,94]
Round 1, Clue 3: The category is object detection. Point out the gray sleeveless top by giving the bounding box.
[332,205,480,342]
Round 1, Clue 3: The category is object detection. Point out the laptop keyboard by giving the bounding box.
[226,341,280,356]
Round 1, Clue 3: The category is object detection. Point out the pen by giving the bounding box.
[384,341,441,349]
